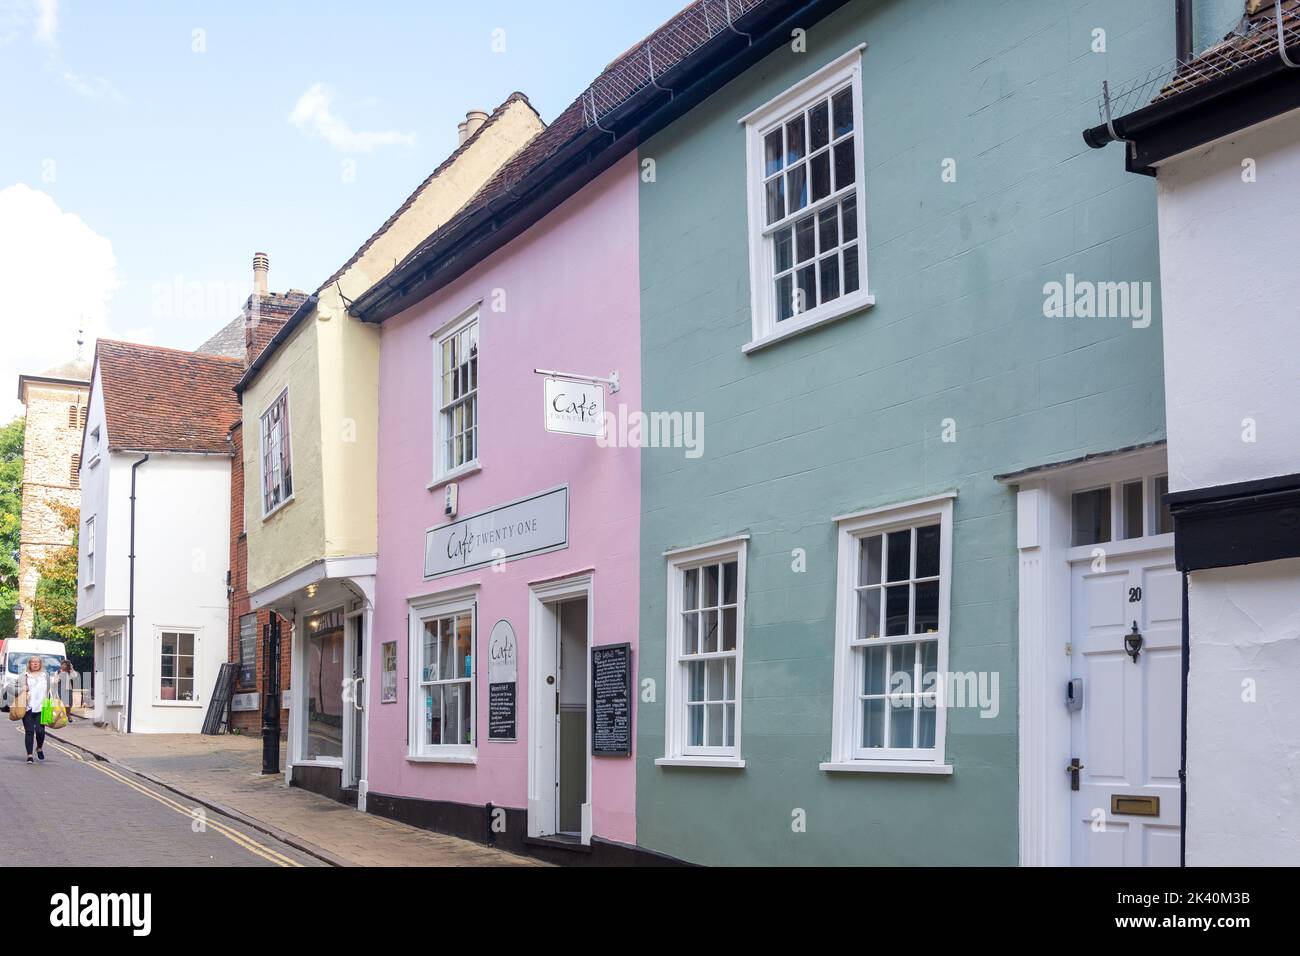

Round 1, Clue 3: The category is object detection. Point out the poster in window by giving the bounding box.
[380,641,398,703]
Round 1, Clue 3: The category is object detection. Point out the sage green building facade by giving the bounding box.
[634,0,1239,865]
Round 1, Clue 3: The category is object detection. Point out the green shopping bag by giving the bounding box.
[40,695,54,725]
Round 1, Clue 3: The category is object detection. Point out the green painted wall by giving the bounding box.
[635,0,1238,865]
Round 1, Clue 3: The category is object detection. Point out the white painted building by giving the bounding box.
[1086,1,1300,864]
[77,340,242,734]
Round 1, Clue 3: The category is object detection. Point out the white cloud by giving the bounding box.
[17,0,123,101]
[0,184,145,419]
[289,83,416,154]
[33,0,56,47]
[61,69,121,100]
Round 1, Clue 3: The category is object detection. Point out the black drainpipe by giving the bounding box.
[126,455,149,733]
[1176,0,1194,64]
[1179,570,1190,866]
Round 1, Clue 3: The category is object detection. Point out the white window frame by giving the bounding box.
[84,515,95,588]
[259,387,293,518]
[740,44,873,354]
[86,427,101,468]
[1067,473,1175,552]
[407,588,478,763]
[106,631,123,706]
[155,628,201,707]
[656,535,748,770]
[823,494,955,775]
[430,308,480,486]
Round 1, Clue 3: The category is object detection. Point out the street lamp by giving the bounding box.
[13,602,23,625]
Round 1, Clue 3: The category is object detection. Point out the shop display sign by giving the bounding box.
[424,486,569,579]
[487,620,518,741]
[544,377,605,438]
[380,641,398,704]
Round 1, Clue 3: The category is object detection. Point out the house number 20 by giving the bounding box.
[1128,587,1142,603]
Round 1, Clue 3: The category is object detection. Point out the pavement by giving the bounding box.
[40,717,544,867]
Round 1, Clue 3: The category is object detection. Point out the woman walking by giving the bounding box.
[20,656,53,764]
[56,660,77,725]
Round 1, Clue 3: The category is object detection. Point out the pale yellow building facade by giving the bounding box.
[237,97,544,804]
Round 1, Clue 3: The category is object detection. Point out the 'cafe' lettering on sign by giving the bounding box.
[425,486,569,579]
[544,377,605,438]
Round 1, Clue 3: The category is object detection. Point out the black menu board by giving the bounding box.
[488,681,516,740]
[591,643,632,756]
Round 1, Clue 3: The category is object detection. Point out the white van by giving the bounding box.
[0,638,67,711]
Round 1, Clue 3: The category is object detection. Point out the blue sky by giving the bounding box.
[0,0,686,417]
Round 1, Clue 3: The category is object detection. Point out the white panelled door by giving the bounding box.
[1069,549,1182,866]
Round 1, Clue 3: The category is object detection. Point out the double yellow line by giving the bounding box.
[45,739,302,867]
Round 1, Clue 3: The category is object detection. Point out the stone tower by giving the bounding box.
[15,360,91,639]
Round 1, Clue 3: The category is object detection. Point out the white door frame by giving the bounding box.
[342,607,371,807]
[526,573,594,844]
[1005,444,1173,866]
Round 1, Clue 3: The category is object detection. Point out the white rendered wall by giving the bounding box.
[1156,108,1300,493]
[1185,558,1300,865]
[94,453,232,734]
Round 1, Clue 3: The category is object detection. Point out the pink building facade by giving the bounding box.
[365,156,642,861]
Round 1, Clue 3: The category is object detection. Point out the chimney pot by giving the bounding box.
[253,251,269,296]
[463,109,489,141]
[457,120,469,144]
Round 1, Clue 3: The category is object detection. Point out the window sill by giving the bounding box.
[406,753,478,765]
[655,756,746,770]
[819,760,953,775]
[427,461,481,492]
[742,293,875,355]
[153,700,203,708]
[262,495,295,522]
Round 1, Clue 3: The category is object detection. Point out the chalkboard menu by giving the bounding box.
[591,643,632,757]
[488,682,516,740]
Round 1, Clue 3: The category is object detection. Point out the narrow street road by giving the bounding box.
[1,728,322,867]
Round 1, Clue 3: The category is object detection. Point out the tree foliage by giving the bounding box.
[34,501,93,662]
[0,417,23,641]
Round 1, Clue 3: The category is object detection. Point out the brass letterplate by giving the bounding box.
[1111,794,1160,817]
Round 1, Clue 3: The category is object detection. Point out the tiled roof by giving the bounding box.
[39,359,92,381]
[196,315,246,359]
[319,92,542,292]
[1157,1,1300,100]
[95,339,243,454]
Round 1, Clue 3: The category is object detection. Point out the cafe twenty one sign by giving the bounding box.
[544,377,605,438]
[424,486,569,579]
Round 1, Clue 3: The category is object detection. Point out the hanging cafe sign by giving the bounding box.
[536,367,618,439]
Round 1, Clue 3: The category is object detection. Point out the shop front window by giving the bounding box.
[306,609,345,760]
[409,595,476,758]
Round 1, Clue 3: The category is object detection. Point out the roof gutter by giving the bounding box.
[234,293,319,396]
[351,0,852,324]
[1082,35,1300,173]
